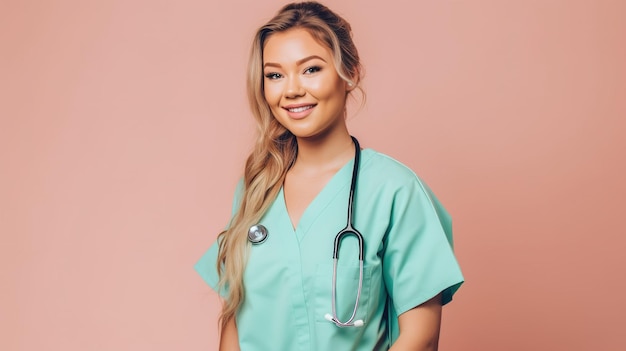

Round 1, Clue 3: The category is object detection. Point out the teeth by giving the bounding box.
[288,105,313,113]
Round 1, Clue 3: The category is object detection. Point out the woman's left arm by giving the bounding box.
[389,293,443,351]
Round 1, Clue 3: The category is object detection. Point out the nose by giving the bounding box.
[285,75,305,98]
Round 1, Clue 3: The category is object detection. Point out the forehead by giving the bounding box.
[263,28,332,64]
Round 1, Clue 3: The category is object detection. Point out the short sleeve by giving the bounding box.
[194,240,224,296]
[194,180,245,297]
[382,177,464,316]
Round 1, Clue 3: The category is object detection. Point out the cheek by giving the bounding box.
[304,80,329,99]
[263,82,281,104]
[306,75,344,101]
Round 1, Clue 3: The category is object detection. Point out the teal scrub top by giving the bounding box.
[195,149,464,350]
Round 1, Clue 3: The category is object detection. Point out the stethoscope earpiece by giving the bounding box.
[325,313,364,327]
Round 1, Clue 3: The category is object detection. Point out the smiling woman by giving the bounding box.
[262,29,351,140]
[194,2,464,350]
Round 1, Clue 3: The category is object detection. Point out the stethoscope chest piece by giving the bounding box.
[248,224,268,244]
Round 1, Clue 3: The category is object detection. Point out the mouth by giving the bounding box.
[283,104,316,113]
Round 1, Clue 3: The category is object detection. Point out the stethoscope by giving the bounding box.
[247,136,365,328]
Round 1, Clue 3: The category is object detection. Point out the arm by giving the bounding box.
[219,317,240,351]
[389,293,443,351]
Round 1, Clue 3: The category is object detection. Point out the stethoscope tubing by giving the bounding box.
[328,258,364,327]
[248,136,366,328]
[327,136,365,328]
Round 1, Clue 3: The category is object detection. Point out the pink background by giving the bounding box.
[2,0,625,350]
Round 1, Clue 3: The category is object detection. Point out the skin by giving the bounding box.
[219,28,443,351]
[390,293,443,351]
[263,28,355,228]
[219,318,239,351]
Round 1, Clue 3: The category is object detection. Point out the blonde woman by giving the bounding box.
[195,2,463,350]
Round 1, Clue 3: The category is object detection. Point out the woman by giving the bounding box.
[195,2,464,350]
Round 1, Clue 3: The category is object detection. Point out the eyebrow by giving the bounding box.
[263,55,327,68]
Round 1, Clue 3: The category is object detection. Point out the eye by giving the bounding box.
[304,66,321,74]
[264,72,282,80]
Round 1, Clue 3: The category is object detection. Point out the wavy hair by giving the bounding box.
[215,1,363,329]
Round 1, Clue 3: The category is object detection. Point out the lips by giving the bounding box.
[283,103,317,119]
[287,105,315,113]
[283,103,316,112]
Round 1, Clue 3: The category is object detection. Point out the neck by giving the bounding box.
[292,128,355,173]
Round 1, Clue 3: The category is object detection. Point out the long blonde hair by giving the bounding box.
[216,1,363,328]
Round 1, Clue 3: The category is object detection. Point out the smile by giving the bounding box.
[286,105,315,113]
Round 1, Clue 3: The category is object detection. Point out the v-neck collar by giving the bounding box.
[278,154,357,241]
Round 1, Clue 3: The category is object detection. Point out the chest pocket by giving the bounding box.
[313,262,373,324]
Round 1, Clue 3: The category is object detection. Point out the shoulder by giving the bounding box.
[360,149,448,217]
[360,149,426,189]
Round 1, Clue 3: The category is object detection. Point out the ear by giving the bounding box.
[346,80,355,91]
[345,70,360,92]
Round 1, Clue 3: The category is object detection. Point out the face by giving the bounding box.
[262,28,350,140]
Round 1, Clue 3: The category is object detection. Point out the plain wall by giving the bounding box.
[1,0,624,350]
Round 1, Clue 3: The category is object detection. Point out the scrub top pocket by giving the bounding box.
[313,262,373,324]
